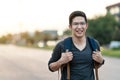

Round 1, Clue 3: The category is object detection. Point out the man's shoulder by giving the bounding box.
[87,36,99,43]
[87,36,100,51]
[55,37,72,50]
[57,37,72,44]
[55,39,64,48]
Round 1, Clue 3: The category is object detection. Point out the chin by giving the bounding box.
[75,35,83,38]
[73,32,85,38]
[77,33,83,37]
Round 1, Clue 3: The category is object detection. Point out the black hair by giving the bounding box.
[69,11,87,25]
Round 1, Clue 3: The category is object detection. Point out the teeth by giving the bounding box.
[78,31,82,34]
[77,30,82,34]
[77,30,82,32]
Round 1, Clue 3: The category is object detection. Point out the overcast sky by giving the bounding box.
[0,0,119,36]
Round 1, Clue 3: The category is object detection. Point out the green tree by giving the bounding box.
[111,20,120,41]
[63,29,71,36]
[20,32,34,46]
[40,32,52,46]
[5,33,13,43]
[0,36,7,43]
[0,34,13,44]
[33,30,41,43]
[87,14,117,45]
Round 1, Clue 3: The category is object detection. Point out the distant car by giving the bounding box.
[109,41,120,48]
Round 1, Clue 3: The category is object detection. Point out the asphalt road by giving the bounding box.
[0,44,120,80]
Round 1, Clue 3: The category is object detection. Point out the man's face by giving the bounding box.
[69,16,88,38]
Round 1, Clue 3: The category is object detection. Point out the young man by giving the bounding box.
[48,11,104,80]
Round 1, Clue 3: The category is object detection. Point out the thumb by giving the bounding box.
[66,49,69,53]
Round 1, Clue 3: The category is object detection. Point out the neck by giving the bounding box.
[72,36,87,51]
[72,36,86,45]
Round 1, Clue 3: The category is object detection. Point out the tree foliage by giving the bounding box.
[87,14,118,45]
[63,29,71,36]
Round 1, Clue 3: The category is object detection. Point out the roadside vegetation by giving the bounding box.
[102,48,120,58]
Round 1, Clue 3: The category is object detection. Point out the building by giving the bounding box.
[106,2,120,22]
[42,30,58,40]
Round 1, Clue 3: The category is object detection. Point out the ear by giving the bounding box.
[86,23,88,29]
[69,25,72,29]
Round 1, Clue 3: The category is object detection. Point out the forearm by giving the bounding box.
[94,59,105,68]
[49,59,64,72]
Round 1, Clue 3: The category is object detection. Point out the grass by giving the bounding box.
[102,48,120,58]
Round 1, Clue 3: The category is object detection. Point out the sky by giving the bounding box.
[0,0,120,36]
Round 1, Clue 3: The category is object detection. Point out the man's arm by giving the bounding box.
[92,50,105,68]
[49,52,73,72]
[49,58,64,72]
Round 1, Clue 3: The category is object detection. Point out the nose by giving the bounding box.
[77,24,83,28]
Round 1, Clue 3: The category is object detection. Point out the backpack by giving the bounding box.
[63,36,99,80]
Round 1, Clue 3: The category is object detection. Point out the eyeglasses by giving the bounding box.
[72,22,86,26]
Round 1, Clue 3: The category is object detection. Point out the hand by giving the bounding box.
[59,50,73,64]
[92,50,104,64]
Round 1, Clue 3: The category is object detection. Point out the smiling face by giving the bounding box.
[69,16,88,38]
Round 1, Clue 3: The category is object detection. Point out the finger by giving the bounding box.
[92,55,95,59]
[95,49,98,51]
[66,49,69,52]
[92,54,97,58]
[92,53,96,56]
[95,49,100,53]
[93,51,97,54]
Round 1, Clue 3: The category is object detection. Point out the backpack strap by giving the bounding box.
[63,37,72,80]
[58,37,72,80]
[87,36,98,51]
[87,36,99,80]
[63,37,72,52]
[64,36,98,51]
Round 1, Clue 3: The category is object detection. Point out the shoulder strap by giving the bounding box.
[63,37,72,80]
[87,36,99,80]
[63,37,72,52]
[87,36,98,51]
[64,36,99,51]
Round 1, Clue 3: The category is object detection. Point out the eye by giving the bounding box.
[73,22,79,25]
[80,22,86,25]
[72,22,86,25]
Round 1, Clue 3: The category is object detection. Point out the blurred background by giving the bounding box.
[0,0,120,80]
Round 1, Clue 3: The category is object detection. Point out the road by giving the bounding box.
[0,44,120,80]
